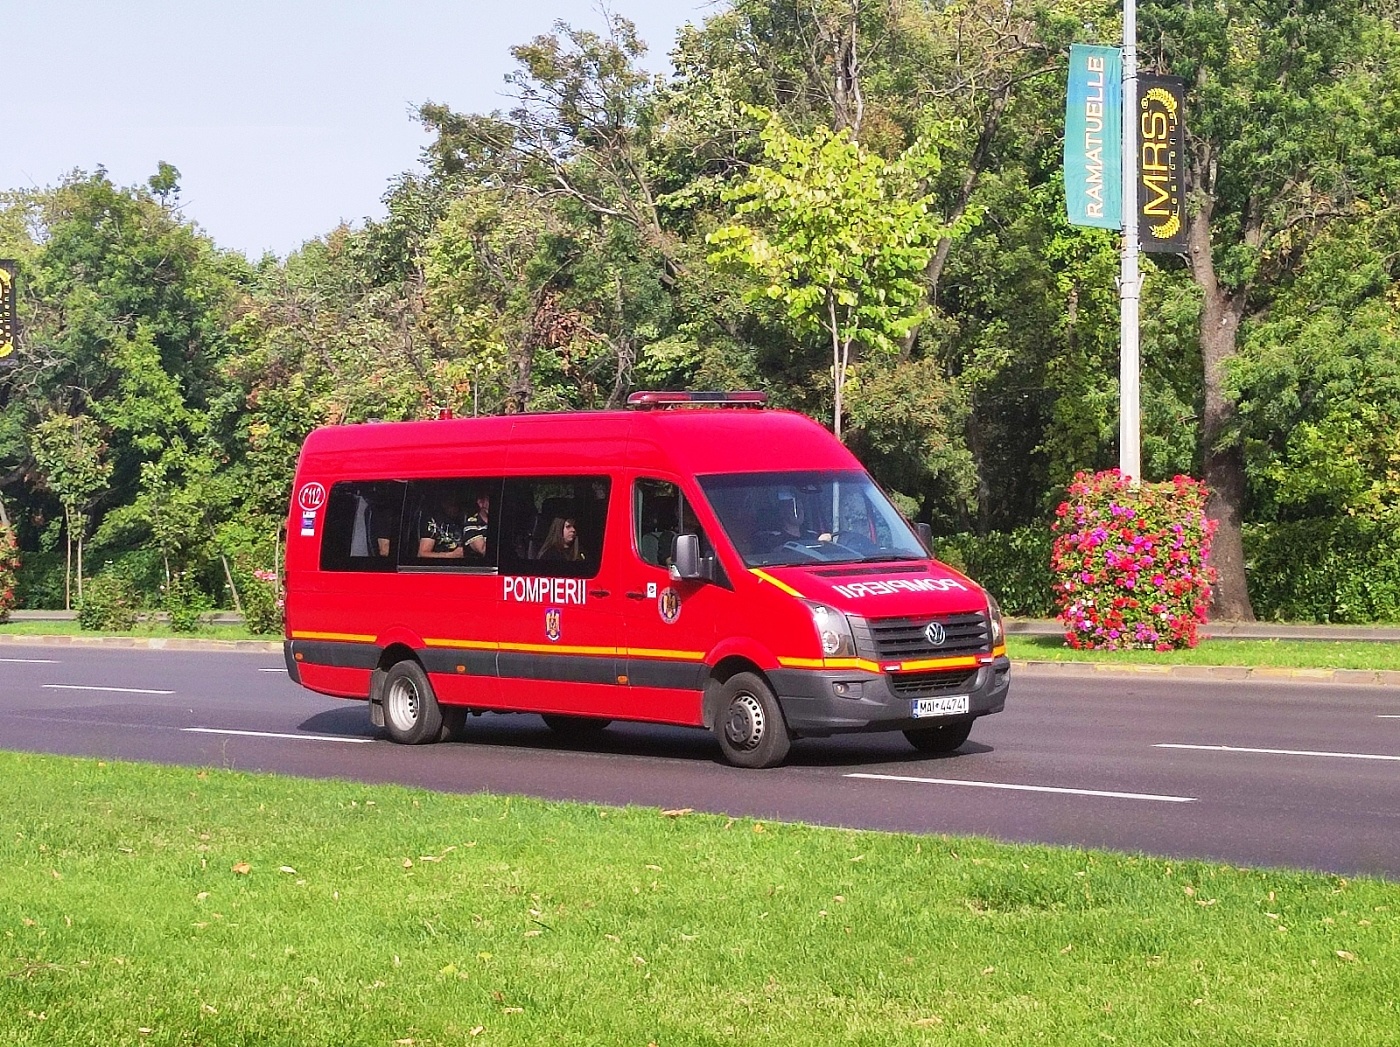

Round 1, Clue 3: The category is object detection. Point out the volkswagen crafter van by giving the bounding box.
[283,391,1009,768]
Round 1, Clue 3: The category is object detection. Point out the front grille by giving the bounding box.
[865,611,990,661]
[887,668,980,698]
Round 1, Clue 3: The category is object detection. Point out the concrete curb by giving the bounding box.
[1014,659,1400,688]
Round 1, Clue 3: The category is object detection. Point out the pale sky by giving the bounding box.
[3,0,714,258]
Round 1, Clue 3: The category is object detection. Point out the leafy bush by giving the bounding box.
[240,569,283,636]
[76,572,141,631]
[163,574,212,632]
[1245,515,1400,623]
[937,526,1055,618]
[1051,470,1216,649]
[0,525,19,624]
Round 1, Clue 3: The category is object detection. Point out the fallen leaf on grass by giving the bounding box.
[279,866,297,874]
[913,1016,944,1027]
[1336,951,1357,962]
[661,808,693,818]
[469,1027,485,1037]
[231,862,251,875]
[503,1007,524,1015]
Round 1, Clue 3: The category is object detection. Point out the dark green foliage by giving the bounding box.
[239,572,282,636]
[1245,517,1400,624]
[75,572,140,631]
[938,526,1056,618]
[162,574,211,632]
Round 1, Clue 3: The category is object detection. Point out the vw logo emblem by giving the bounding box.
[924,621,946,646]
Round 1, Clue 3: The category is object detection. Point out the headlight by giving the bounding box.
[802,600,856,659]
[987,593,1005,647]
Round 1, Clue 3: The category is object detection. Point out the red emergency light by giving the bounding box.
[625,390,769,409]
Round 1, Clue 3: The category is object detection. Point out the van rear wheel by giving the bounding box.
[382,660,444,745]
[903,721,972,754]
[714,672,791,769]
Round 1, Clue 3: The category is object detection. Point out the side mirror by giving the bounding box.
[917,522,935,558]
[670,533,706,581]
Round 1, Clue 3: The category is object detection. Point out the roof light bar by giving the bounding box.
[626,390,769,409]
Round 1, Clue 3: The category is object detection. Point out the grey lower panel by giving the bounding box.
[769,658,1011,736]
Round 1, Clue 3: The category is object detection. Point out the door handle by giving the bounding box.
[625,591,648,600]
[589,589,611,599]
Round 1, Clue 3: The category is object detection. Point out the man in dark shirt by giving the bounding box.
[463,491,491,558]
[419,494,467,559]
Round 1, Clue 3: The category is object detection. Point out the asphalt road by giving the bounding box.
[2,644,1398,879]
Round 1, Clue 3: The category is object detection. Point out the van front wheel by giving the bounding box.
[714,672,791,769]
[382,660,444,745]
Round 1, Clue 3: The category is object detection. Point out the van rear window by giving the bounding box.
[319,481,407,572]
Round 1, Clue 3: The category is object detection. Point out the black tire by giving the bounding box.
[713,672,791,769]
[440,705,469,742]
[541,714,612,735]
[903,721,973,754]
[381,660,444,745]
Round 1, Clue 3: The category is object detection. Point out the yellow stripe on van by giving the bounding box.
[820,657,884,673]
[891,655,983,672]
[291,630,377,643]
[750,569,806,599]
[626,647,706,662]
[424,638,499,651]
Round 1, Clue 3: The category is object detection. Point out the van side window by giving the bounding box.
[401,479,502,570]
[634,479,716,568]
[319,481,406,572]
[497,476,610,579]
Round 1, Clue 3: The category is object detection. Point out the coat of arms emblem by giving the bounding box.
[545,607,562,642]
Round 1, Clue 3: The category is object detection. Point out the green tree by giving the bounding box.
[29,412,111,608]
[1141,0,1400,619]
[708,112,977,438]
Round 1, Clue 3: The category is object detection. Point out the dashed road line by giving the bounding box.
[182,727,374,744]
[845,772,1196,803]
[43,684,174,695]
[0,657,59,663]
[1156,743,1400,763]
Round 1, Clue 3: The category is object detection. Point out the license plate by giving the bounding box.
[912,694,969,718]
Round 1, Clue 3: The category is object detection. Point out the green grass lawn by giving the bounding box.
[2,752,1397,1046]
[0,618,270,643]
[1006,634,1400,672]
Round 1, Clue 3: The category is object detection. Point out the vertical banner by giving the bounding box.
[1064,44,1123,229]
[0,260,17,371]
[1137,75,1188,252]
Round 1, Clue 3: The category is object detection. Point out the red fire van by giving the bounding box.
[283,392,1009,767]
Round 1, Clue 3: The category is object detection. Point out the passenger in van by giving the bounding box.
[639,504,678,567]
[538,517,584,561]
[418,493,468,559]
[463,490,491,558]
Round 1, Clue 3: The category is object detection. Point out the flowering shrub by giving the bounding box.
[1051,470,1216,650]
[0,524,19,624]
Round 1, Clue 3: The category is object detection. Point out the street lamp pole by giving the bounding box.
[1120,0,1141,484]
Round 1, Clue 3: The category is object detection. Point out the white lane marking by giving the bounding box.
[1,658,60,663]
[182,727,374,744]
[1379,715,1400,719]
[43,684,174,695]
[257,668,286,673]
[1157,743,1400,763]
[846,772,1196,803]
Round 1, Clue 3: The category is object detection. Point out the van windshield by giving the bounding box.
[698,470,928,568]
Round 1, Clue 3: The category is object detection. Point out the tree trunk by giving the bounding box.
[1187,193,1256,621]
[64,509,72,611]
